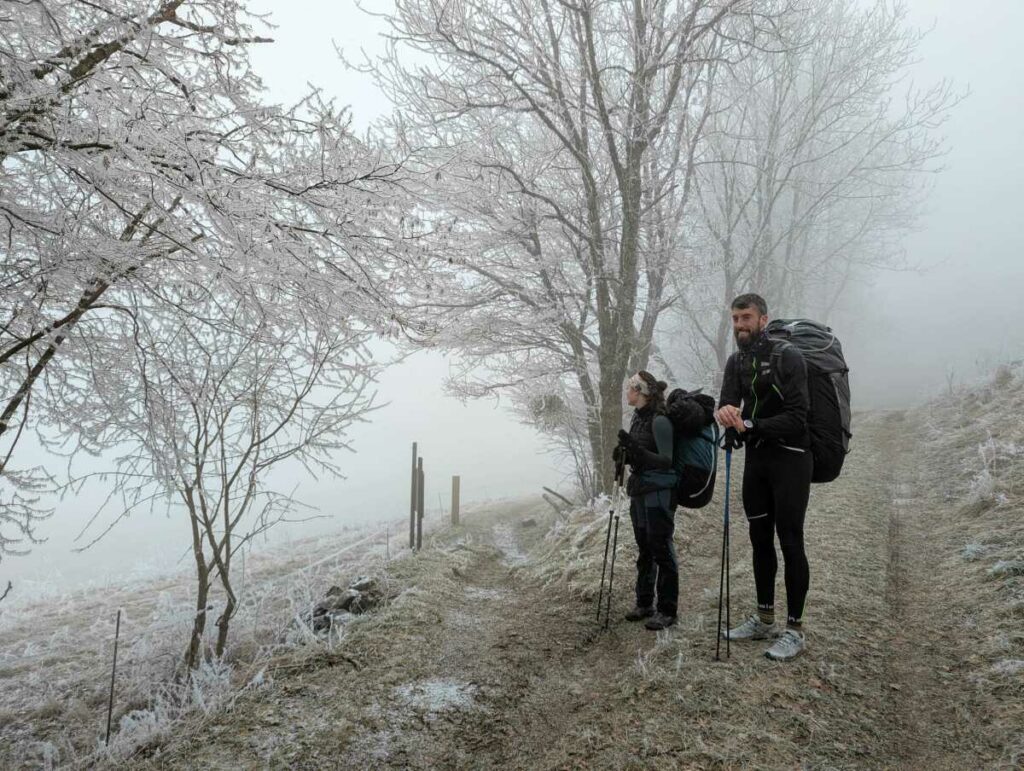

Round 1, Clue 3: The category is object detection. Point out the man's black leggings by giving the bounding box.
[741,445,813,623]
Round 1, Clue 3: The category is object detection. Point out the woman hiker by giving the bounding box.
[615,370,679,631]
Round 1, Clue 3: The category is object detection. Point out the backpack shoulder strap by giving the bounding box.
[768,338,791,398]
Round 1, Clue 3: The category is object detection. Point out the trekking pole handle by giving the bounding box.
[721,428,743,451]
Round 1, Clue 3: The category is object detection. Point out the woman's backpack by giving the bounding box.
[665,389,719,508]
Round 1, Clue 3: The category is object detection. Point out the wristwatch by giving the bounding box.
[743,419,755,433]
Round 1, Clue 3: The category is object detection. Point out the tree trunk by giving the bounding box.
[185,566,210,671]
[595,343,630,495]
[184,489,209,671]
[214,593,235,659]
[598,388,622,495]
[214,527,236,660]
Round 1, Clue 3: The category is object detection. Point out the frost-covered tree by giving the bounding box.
[64,278,379,669]
[670,0,959,378]
[0,0,413,565]
[369,0,765,495]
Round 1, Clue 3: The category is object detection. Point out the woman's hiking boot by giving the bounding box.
[624,605,655,621]
[644,612,677,630]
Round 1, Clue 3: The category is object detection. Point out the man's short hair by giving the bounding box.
[731,293,768,317]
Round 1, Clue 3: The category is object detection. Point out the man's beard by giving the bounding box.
[735,327,763,350]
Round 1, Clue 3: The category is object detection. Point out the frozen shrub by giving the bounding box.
[966,468,996,505]
[991,659,1024,676]
[245,668,271,691]
[23,741,59,771]
[189,658,235,714]
[114,709,166,751]
[988,560,1024,579]
[993,365,1014,389]
[91,700,172,764]
[961,543,988,561]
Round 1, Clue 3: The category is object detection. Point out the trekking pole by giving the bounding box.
[596,508,614,622]
[725,447,732,658]
[715,440,734,661]
[596,460,625,626]
[604,509,621,631]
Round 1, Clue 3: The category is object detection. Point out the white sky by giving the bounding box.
[842,0,1024,404]
[5,0,1022,591]
[247,0,392,131]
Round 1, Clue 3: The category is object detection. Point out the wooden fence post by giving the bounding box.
[409,442,417,550]
[416,458,424,551]
[451,475,461,526]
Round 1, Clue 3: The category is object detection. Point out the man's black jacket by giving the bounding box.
[718,333,810,448]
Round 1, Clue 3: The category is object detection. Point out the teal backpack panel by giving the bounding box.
[674,424,716,473]
[674,425,718,509]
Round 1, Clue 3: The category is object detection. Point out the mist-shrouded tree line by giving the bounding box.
[367,0,958,495]
[0,0,956,672]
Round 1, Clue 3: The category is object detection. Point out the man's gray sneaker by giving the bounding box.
[724,614,779,641]
[765,628,806,661]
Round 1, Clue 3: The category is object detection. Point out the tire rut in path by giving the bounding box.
[881,418,993,769]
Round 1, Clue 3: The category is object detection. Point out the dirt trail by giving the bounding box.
[881,417,988,768]
[132,416,1005,770]
[328,501,584,768]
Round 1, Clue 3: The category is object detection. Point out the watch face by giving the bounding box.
[743,419,754,429]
